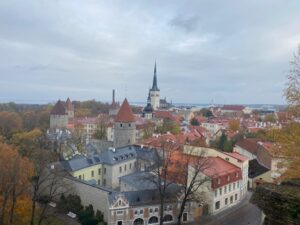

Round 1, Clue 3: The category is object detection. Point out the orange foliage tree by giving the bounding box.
[0,142,34,225]
[0,111,22,140]
[228,119,240,132]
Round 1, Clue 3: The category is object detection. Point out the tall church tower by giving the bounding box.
[150,61,160,110]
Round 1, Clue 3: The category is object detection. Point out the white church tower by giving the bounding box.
[150,61,160,110]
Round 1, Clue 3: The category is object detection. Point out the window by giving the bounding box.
[133,218,144,225]
[149,208,153,213]
[91,170,94,177]
[119,166,122,173]
[149,216,158,224]
[154,208,158,213]
[219,188,222,195]
[233,183,236,190]
[225,198,228,205]
[235,194,238,201]
[215,201,220,210]
[237,182,240,188]
[168,205,173,211]
[103,179,106,186]
[164,206,167,211]
[120,123,123,127]
[116,210,124,215]
[129,123,131,127]
[140,209,143,214]
[124,164,127,171]
[183,213,188,222]
[79,175,81,180]
[83,174,85,180]
[163,215,173,222]
[230,196,233,204]
[214,190,217,197]
[224,186,227,194]
[134,210,138,215]
[236,172,238,178]
[130,163,132,169]
[98,168,101,175]
[217,178,221,184]
[229,184,231,192]
[227,176,230,181]
[117,221,123,225]
[98,179,100,185]
[104,167,106,174]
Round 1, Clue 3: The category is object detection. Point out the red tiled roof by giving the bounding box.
[50,100,67,115]
[235,138,261,155]
[154,110,176,121]
[202,157,242,189]
[222,105,245,111]
[115,98,135,123]
[224,152,248,162]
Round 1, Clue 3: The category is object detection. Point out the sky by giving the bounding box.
[0,0,300,105]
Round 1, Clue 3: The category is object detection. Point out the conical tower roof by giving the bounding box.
[50,100,67,115]
[115,98,135,122]
[150,61,160,91]
[65,97,74,111]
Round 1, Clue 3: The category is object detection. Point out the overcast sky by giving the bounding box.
[0,0,299,105]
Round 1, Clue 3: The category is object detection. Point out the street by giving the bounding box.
[199,192,263,225]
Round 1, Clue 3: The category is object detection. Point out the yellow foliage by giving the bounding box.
[228,119,240,132]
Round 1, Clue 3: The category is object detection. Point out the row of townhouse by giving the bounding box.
[234,138,288,188]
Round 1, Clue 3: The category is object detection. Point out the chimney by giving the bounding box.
[112,89,115,104]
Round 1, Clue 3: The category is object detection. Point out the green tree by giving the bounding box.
[190,117,200,126]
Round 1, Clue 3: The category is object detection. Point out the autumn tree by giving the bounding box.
[0,111,22,140]
[228,119,240,132]
[157,119,180,135]
[0,142,34,225]
[11,128,43,158]
[173,147,210,225]
[29,150,70,225]
[284,45,300,116]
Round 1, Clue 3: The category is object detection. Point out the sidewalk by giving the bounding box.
[195,191,254,225]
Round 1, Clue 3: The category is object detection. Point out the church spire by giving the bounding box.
[151,60,160,91]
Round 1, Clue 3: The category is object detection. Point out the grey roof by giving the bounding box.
[100,146,137,165]
[119,172,157,191]
[61,154,102,172]
[61,145,156,172]
[108,186,180,206]
[249,159,270,178]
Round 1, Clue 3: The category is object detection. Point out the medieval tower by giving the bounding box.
[113,98,136,148]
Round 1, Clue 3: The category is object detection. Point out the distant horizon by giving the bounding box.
[0,98,287,107]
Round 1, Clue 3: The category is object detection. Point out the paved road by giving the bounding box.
[199,192,263,225]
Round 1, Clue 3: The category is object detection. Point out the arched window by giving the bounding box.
[163,215,173,222]
[133,218,144,225]
[148,216,158,224]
